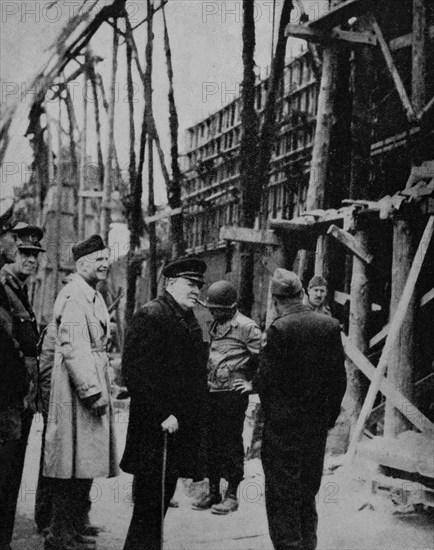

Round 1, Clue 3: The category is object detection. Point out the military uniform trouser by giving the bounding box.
[261,415,329,550]
[0,410,33,546]
[35,415,95,535]
[47,478,93,547]
[205,391,249,493]
[123,435,179,550]
[35,414,52,532]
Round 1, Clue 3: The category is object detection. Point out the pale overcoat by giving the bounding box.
[43,274,118,479]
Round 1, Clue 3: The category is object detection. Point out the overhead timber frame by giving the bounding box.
[221,0,434,458]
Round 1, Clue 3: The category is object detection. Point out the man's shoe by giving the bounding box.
[191,493,222,510]
[44,533,95,550]
[74,534,97,546]
[211,494,239,515]
[81,524,100,537]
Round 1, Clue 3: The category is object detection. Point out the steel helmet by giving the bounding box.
[206,280,237,309]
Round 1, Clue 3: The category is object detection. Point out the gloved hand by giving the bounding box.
[81,393,108,417]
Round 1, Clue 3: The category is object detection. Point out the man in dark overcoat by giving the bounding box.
[121,257,208,550]
[0,202,29,550]
[235,269,346,550]
[0,224,44,548]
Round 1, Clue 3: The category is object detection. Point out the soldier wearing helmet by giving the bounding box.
[192,280,261,515]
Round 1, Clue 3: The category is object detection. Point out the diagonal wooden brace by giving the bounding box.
[344,336,434,435]
[345,215,434,465]
[371,17,417,124]
[327,224,374,265]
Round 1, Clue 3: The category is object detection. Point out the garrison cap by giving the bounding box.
[0,199,17,236]
[16,225,45,253]
[308,275,328,289]
[163,256,206,286]
[72,234,107,262]
[271,268,303,298]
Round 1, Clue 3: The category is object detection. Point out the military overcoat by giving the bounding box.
[120,291,208,478]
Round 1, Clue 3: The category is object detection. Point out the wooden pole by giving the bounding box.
[298,42,338,282]
[53,99,63,295]
[412,0,430,113]
[101,21,119,245]
[384,216,417,436]
[78,51,89,239]
[238,0,259,315]
[90,59,105,191]
[162,4,185,259]
[384,0,431,437]
[63,85,79,236]
[148,137,157,299]
[345,16,375,437]
[346,216,434,464]
[146,0,157,299]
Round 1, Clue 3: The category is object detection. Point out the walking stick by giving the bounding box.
[160,431,168,550]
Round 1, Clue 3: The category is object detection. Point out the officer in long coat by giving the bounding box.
[121,257,208,550]
[235,269,346,550]
[0,224,44,548]
[0,202,29,550]
[43,235,118,550]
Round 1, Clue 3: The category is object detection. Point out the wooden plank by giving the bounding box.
[418,94,434,122]
[334,290,381,310]
[78,190,104,198]
[371,17,417,123]
[285,24,376,45]
[343,337,434,435]
[404,161,434,188]
[369,323,389,348]
[334,290,350,305]
[144,207,182,224]
[269,219,312,233]
[327,224,374,264]
[421,287,434,307]
[345,215,434,465]
[309,0,374,31]
[219,225,280,246]
[388,27,434,52]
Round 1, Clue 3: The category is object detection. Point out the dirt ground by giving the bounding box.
[11,408,434,550]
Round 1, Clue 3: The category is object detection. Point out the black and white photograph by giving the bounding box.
[1,1,434,549]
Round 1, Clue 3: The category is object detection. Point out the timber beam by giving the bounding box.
[219,225,280,246]
[389,26,434,52]
[420,288,434,307]
[309,0,375,31]
[417,94,434,123]
[370,17,417,123]
[285,24,376,46]
[343,337,434,435]
[369,324,389,348]
[327,224,374,264]
[270,209,346,233]
[345,215,434,465]
[144,207,182,224]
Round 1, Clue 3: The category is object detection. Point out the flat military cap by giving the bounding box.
[72,234,107,262]
[15,224,45,253]
[308,275,327,288]
[163,256,206,286]
[0,200,17,236]
[271,268,303,298]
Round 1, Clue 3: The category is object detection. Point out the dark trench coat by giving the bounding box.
[120,291,208,479]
